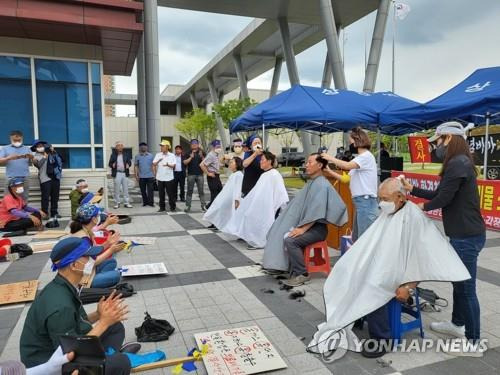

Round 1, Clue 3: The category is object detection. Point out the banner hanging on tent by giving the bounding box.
[408,136,432,163]
[392,171,500,231]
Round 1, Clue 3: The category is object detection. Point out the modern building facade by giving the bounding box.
[103,75,116,117]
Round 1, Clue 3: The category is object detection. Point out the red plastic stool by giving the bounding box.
[303,241,331,275]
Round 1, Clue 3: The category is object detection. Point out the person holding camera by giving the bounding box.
[0,130,33,201]
[32,140,63,227]
[20,237,133,374]
[241,135,264,198]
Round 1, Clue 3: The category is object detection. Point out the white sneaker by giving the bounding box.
[430,321,465,338]
[113,203,120,209]
[124,203,133,208]
[443,338,486,358]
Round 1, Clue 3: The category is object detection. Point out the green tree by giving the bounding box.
[175,108,217,150]
[213,97,257,128]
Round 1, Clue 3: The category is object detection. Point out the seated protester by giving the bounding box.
[70,204,126,288]
[263,154,348,286]
[307,178,471,359]
[224,151,289,249]
[0,178,44,232]
[203,157,244,232]
[69,179,88,220]
[20,237,133,374]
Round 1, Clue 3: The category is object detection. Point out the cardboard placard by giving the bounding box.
[121,263,168,277]
[0,280,38,305]
[32,230,68,239]
[194,326,287,375]
[30,241,58,253]
[120,237,157,245]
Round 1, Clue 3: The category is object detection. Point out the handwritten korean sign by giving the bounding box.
[194,326,287,375]
[0,280,38,305]
[391,171,500,231]
[408,136,431,163]
[121,263,168,277]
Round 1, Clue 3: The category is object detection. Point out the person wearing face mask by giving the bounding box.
[20,237,133,374]
[308,177,472,359]
[200,139,224,210]
[401,121,486,356]
[322,126,378,242]
[134,142,155,207]
[69,179,89,220]
[70,204,126,288]
[0,178,43,233]
[0,130,33,201]
[241,135,264,198]
[31,140,63,227]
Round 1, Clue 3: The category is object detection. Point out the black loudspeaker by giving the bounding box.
[380,157,404,182]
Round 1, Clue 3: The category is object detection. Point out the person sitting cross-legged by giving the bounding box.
[263,153,348,286]
[20,237,137,374]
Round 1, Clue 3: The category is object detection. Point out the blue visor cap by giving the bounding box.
[50,237,103,271]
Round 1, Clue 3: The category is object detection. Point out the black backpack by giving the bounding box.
[135,312,175,342]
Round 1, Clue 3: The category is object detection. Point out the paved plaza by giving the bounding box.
[0,189,499,375]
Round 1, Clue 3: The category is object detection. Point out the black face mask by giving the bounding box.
[349,143,358,155]
[435,144,447,162]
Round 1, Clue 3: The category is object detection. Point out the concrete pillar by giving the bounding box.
[269,57,282,98]
[278,17,312,156]
[207,75,229,149]
[321,54,333,89]
[176,102,182,118]
[137,35,147,144]
[189,92,198,110]
[319,0,347,90]
[363,0,391,92]
[144,0,161,153]
[233,54,248,99]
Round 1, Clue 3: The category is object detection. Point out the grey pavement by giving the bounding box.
[0,189,499,375]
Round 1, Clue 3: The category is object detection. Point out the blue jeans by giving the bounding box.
[352,196,379,241]
[450,234,486,342]
[91,258,121,288]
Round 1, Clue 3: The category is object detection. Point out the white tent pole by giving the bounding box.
[483,112,490,179]
[262,123,266,149]
[377,127,382,178]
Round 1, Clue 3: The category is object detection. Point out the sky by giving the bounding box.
[115,0,500,116]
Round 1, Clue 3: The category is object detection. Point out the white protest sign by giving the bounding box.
[120,237,157,245]
[194,326,287,375]
[121,263,168,277]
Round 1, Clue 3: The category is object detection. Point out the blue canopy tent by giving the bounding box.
[230,85,422,135]
[380,66,500,172]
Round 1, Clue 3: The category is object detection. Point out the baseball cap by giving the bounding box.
[211,139,221,148]
[428,121,470,143]
[159,140,171,148]
[30,139,47,152]
[76,203,100,222]
[190,139,199,145]
[8,177,24,187]
[50,237,102,270]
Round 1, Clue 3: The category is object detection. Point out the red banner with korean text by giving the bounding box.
[391,171,500,231]
[408,136,432,163]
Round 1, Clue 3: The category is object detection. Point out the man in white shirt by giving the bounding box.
[153,140,176,212]
[173,145,186,202]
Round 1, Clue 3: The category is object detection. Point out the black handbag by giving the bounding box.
[10,243,33,258]
[135,312,175,342]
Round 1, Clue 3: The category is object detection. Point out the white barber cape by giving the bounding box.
[203,171,243,231]
[224,168,289,248]
[308,201,471,354]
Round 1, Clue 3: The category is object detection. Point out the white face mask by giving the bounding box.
[252,144,262,152]
[82,258,95,276]
[379,201,396,215]
[15,187,24,194]
[81,188,89,193]
[36,147,45,153]
[12,142,22,147]
[214,148,222,154]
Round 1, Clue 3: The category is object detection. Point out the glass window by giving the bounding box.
[57,148,92,169]
[95,147,104,168]
[0,56,31,79]
[93,84,103,144]
[37,81,90,144]
[35,59,88,83]
[0,56,34,144]
[91,63,101,84]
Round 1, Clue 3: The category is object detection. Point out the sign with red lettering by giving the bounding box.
[408,136,432,163]
[391,171,500,231]
[194,326,287,375]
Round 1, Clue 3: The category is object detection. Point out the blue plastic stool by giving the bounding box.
[388,290,424,344]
